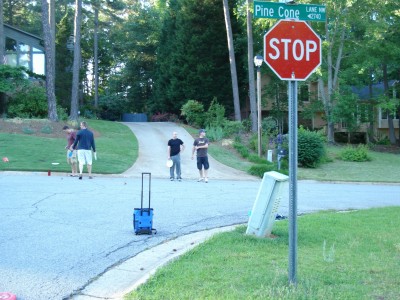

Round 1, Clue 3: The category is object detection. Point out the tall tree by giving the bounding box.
[246,0,257,132]
[41,0,58,121]
[70,0,82,121]
[93,3,99,108]
[154,0,245,116]
[222,0,241,121]
[0,0,4,63]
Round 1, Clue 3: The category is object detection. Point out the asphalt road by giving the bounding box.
[1,122,399,299]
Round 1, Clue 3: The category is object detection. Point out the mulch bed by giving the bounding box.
[0,119,100,138]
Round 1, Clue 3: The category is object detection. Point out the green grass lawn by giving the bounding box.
[0,119,138,174]
[297,145,400,183]
[126,207,400,300]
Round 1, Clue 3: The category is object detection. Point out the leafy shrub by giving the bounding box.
[181,100,205,127]
[205,98,226,128]
[338,144,371,162]
[22,127,35,134]
[98,93,128,121]
[262,116,278,135]
[223,120,244,137]
[375,136,391,145]
[8,85,47,118]
[241,118,252,132]
[248,133,269,154]
[205,126,224,142]
[57,106,68,121]
[233,141,249,158]
[248,163,288,178]
[248,154,268,164]
[298,127,325,168]
[40,125,53,134]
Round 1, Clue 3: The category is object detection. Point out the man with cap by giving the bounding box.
[191,129,210,183]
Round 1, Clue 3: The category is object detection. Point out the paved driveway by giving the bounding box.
[0,122,399,299]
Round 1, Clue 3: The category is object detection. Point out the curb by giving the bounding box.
[71,225,239,299]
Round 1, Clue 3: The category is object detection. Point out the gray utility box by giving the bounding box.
[246,171,289,237]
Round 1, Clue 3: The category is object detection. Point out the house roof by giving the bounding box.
[3,24,44,51]
[352,80,398,100]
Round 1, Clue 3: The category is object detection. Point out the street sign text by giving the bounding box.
[254,1,326,22]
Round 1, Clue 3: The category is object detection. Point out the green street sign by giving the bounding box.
[254,1,326,22]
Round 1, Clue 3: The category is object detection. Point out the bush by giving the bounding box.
[248,133,269,154]
[298,127,325,168]
[57,106,68,121]
[262,116,278,135]
[248,163,288,178]
[233,141,249,158]
[205,98,226,128]
[7,85,47,118]
[40,124,53,134]
[338,144,371,162]
[181,100,205,127]
[223,120,244,137]
[241,118,252,132]
[205,126,224,142]
[98,93,128,121]
[248,154,268,164]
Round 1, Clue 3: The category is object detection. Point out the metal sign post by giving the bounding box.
[288,78,298,284]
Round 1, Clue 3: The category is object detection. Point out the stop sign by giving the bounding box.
[264,20,321,81]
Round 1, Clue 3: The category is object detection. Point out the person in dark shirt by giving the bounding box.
[191,129,210,183]
[70,121,96,180]
[167,131,185,181]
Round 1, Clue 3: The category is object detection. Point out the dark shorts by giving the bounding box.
[197,156,209,170]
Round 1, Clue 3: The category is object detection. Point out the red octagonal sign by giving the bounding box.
[264,20,321,81]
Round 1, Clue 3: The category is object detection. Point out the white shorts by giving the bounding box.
[77,150,93,165]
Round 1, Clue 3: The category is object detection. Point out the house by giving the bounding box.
[2,23,45,75]
[243,74,399,143]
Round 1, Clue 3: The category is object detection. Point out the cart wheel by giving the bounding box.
[0,292,17,300]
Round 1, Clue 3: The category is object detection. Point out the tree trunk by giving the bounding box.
[0,0,4,63]
[222,0,241,121]
[383,64,396,144]
[41,0,58,121]
[49,0,56,80]
[94,6,99,108]
[70,0,82,121]
[247,0,257,132]
[0,0,5,116]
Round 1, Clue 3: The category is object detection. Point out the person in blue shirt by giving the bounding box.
[70,121,96,180]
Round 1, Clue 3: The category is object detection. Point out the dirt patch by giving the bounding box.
[0,118,100,138]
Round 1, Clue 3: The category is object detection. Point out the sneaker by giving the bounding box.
[197,178,204,182]
[170,177,174,181]
[79,176,82,180]
[177,177,182,182]
[205,178,208,183]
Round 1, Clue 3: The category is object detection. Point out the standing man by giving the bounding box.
[191,129,209,183]
[168,131,185,181]
[62,125,78,177]
[70,121,96,180]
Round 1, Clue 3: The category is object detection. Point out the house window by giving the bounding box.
[299,84,309,102]
[4,37,45,75]
[380,109,399,120]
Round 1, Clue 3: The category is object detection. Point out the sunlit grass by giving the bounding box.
[0,119,137,174]
[126,207,400,300]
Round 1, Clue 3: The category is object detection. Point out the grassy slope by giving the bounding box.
[127,207,400,300]
[0,119,138,174]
